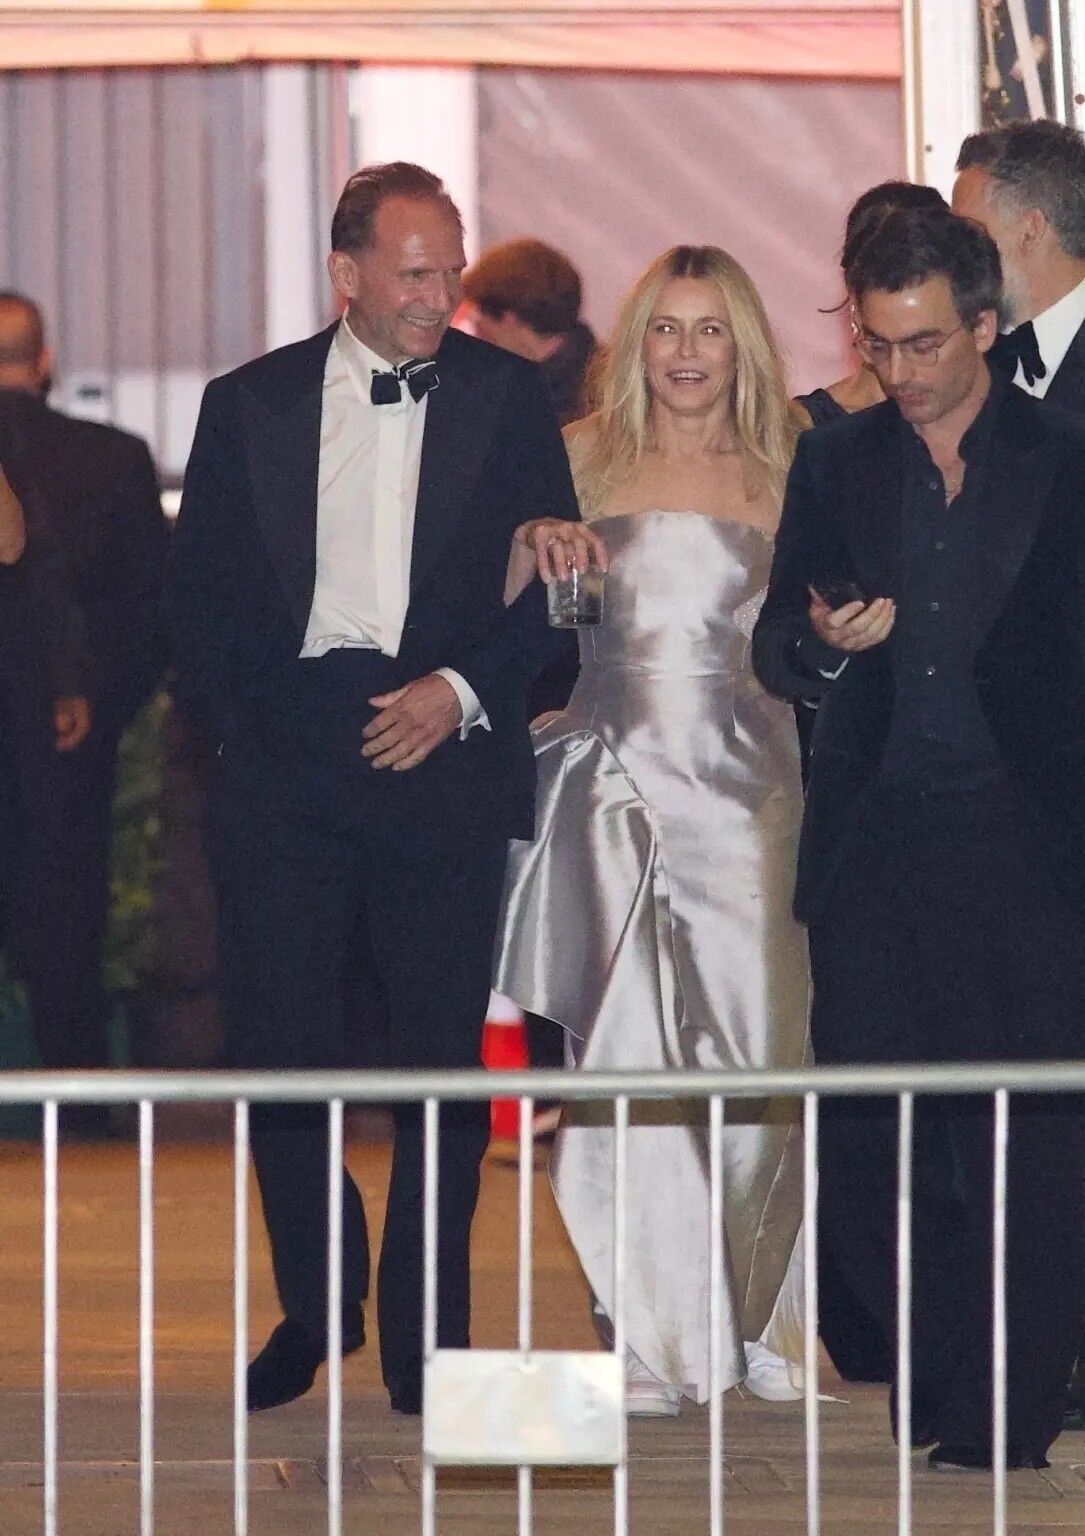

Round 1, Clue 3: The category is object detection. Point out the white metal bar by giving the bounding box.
[139,1100,155,1536]
[518,1095,534,1536]
[613,1094,629,1536]
[327,1099,344,1536]
[992,1090,1009,1536]
[421,1097,439,1536]
[42,1099,59,1536]
[1048,0,1069,124]
[708,1094,725,1536]
[3,1062,1085,1105]
[233,1100,249,1536]
[901,0,921,181]
[802,1092,820,1536]
[896,1093,914,1536]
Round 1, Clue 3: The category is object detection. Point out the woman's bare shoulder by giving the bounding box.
[562,412,601,453]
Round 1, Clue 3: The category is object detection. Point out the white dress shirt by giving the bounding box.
[301,318,486,735]
[1014,275,1085,398]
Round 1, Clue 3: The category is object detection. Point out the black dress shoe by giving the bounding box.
[386,1364,423,1416]
[247,1313,365,1412]
[889,1382,941,1450]
[928,1441,1049,1471]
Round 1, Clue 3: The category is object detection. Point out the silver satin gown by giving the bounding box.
[495,510,811,1401]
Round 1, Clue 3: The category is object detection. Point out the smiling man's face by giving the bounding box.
[329,195,466,365]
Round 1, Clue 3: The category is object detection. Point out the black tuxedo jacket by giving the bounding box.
[752,381,1085,923]
[0,389,167,735]
[170,323,579,841]
[1042,316,1085,417]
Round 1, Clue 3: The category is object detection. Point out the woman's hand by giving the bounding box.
[514,519,609,583]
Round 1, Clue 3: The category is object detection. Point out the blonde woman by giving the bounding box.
[496,246,810,1415]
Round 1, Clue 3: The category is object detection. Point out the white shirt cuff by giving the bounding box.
[436,667,491,739]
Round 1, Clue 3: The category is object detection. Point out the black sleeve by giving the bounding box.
[168,378,242,747]
[15,530,92,701]
[97,437,169,726]
[752,432,852,701]
[445,364,582,714]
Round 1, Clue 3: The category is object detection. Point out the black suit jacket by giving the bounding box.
[752,381,1085,923]
[0,389,167,736]
[170,323,579,841]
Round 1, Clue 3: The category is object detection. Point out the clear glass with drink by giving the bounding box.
[547,561,606,628]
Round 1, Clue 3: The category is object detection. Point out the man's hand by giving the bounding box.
[363,674,463,771]
[514,518,609,583]
[808,589,896,653]
[54,695,92,752]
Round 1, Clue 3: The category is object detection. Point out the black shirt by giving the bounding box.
[878,376,1005,789]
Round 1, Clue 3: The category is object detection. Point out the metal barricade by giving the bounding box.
[3,1061,1083,1536]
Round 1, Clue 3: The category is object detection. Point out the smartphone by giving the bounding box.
[813,579,866,610]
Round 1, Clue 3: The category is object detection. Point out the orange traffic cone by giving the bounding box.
[481,992,529,1141]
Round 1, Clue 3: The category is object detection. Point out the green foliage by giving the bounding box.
[103,692,168,995]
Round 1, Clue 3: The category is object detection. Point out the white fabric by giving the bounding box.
[1016,276,1085,399]
[302,317,486,737]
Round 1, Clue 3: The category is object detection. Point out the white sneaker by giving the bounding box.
[625,1348,682,1417]
[743,1341,804,1402]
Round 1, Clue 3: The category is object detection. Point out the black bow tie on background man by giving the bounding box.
[370,359,440,405]
[989,321,1047,388]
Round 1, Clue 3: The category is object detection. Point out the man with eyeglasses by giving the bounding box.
[753,205,1085,1471]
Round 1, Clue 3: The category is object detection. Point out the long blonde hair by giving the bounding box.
[572,245,797,520]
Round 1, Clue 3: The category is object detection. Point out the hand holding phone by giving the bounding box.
[808,582,895,653]
[812,579,866,611]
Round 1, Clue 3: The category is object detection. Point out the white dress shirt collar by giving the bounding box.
[1024,276,1085,398]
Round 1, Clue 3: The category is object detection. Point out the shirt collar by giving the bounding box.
[334,316,406,394]
[1030,274,1085,381]
[897,366,1003,466]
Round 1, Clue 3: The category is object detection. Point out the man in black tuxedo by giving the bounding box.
[954,120,1085,414]
[954,119,1085,1430]
[171,162,595,1416]
[753,207,1085,1469]
[0,294,167,1083]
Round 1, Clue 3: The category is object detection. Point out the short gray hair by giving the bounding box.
[957,120,1085,260]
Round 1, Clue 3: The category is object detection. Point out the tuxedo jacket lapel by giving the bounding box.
[969,385,1056,640]
[836,404,903,603]
[1044,317,1085,417]
[410,330,504,599]
[239,326,334,638]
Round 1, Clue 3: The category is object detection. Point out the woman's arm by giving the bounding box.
[0,464,27,564]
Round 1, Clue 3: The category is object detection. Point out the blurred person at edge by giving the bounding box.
[953,116,1085,1438]
[458,238,605,1129]
[0,293,168,1133]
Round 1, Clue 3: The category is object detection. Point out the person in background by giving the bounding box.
[496,245,810,1417]
[954,121,1085,432]
[460,237,602,428]
[794,181,949,431]
[754,206,1085,1471]
[0,294,167,1115]
[459,237,605,1132]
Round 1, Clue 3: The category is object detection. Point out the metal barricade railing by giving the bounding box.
[4,1061,1084,1536]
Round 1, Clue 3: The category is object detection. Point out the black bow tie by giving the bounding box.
[370,359,440,405]
[991,321,1047,388]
